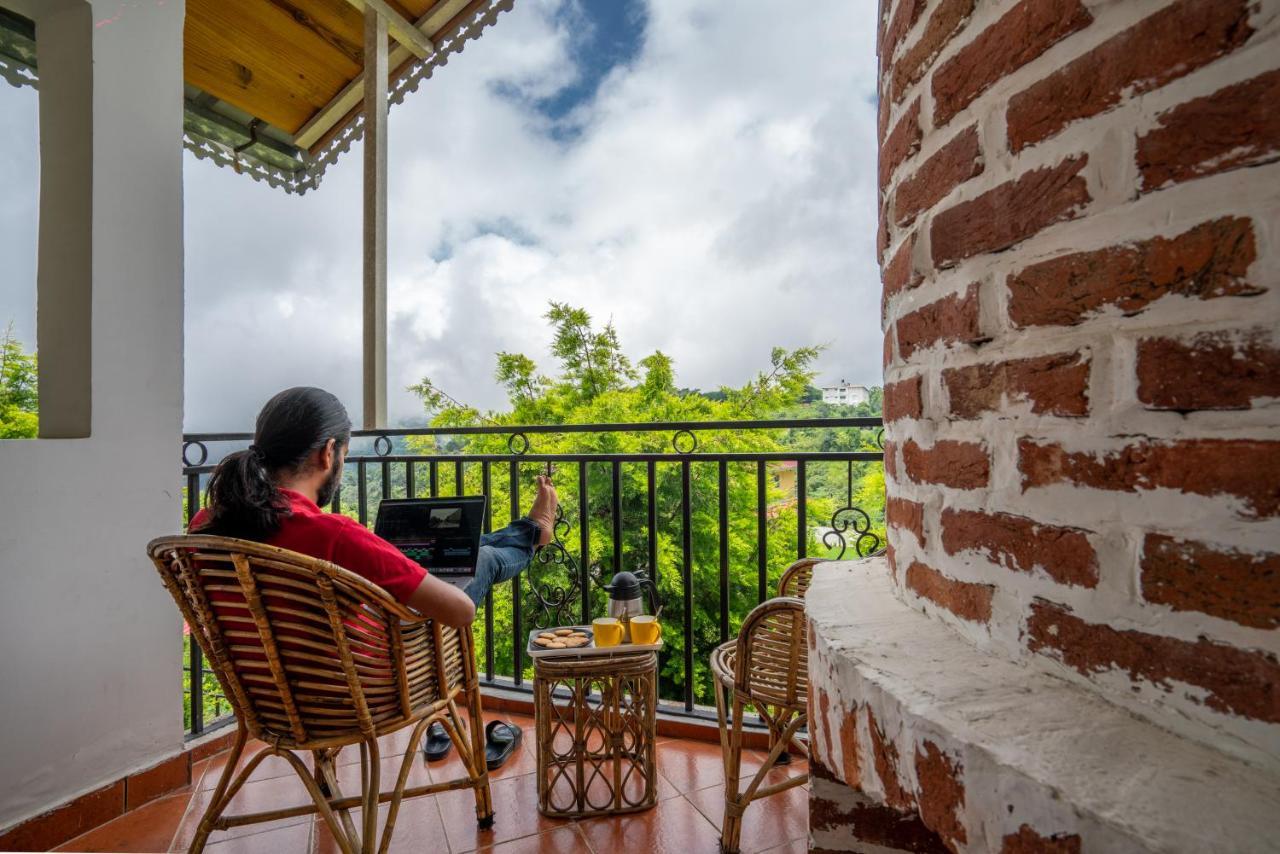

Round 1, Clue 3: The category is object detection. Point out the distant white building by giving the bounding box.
[821,380,870,406]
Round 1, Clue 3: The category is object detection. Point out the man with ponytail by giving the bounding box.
[189,387,558,631]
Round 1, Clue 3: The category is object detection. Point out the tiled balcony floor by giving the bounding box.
[54,713,809,853]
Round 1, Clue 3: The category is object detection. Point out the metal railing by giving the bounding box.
[180,418,884,736]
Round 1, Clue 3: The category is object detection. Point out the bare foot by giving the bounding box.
[529,475,558,546]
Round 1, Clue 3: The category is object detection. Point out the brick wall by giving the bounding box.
[879,0,1280,762]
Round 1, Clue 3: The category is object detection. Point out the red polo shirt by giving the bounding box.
[189,488,427,603]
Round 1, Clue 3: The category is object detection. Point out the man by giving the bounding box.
[190,386,554,765]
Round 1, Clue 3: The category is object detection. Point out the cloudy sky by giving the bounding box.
[0,0,880,431]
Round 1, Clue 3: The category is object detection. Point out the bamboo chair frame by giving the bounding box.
[711,582,813,851]
[777,556,826,599]
[148,535,493,854]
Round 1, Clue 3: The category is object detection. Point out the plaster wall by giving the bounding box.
[0,0,187,829]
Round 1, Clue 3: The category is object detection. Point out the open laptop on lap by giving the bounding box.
[374,496,487,589]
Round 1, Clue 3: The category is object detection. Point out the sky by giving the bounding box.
[0,0,880,431]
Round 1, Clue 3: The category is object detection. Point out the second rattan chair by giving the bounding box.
[148,535,494,854]
[710,595,809,853]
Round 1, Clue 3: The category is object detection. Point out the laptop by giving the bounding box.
[374,496,487,588]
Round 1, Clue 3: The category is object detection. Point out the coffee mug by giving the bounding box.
[629,615,662,645]
[592,617,623,647]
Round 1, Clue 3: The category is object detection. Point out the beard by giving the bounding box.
[316,450,344,507]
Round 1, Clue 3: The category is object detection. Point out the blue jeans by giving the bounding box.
[464,517,540,606]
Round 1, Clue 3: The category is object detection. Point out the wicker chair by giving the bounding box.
[777,556,826,599]
[148,535,493,854]
[710,596,809,853]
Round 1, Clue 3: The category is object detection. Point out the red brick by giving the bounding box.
[866,707,915,810]
[884,439,899,480]
[878,198,890,262]
[914,740,966,849]
[1007,0,1256,151]
[933,0,1092,127]
[1018,438,1280,519]
[932,155,1089,267]
[882,234,921,314]
[893,0,977,102]
[904,439,990,489]
[838,707,862,786]
[887,496,925,546]
[1138,69,1280,191]
[878,90,891,140]
[816,687,837,775]
[1137,328,1280,411]
[896,284,984,359]
[894,125,983,226]
[1002,825,1082,854]
[941,508,1098,588]
[881,0,927,64]
[884,376,923,423]
[884,327,896,370]
[1026,599,1280,723]
[887,541,900,582]
[1008,217,1261,328]
[881,99,923,193]
[906,560,994,623]
[1141,534,1280,630]
[943,352,1090,418]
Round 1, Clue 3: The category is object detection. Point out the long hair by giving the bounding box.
[194,387,352,540]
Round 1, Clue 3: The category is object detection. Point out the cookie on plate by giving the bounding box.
[547,640,567,649]
[563,637,589,648]
[534,637,554,647]
[553,629,574,637]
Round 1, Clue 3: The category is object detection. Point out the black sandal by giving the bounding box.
[422,721,452,763]
[484,720,523,770]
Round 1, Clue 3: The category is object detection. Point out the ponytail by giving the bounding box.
[192,387,352,540]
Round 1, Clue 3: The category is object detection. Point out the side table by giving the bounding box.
[533,650,658,818]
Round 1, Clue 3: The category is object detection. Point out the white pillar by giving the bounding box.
[362,6,388,429]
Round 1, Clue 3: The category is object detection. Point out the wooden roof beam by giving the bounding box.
[341,0,434,59]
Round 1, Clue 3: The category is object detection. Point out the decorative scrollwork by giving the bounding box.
[182,441,209,468]
[822,505,881,560]
[672,429,698,454]
[875,428,885,451]
[524,504,582,629]
[507,432,530,455]
[373,435,393,456]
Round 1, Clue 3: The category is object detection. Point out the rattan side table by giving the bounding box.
[533,650,658,818]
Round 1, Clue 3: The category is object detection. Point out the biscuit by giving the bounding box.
[547,640,567,649]
[563,637,588,648]
[554,629,574,636]
[534,637,554,647]
[568,633,588,640]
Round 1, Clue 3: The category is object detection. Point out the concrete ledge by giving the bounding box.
[807,558,1280,853]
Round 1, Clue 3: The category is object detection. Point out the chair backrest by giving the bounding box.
[733,597,808,710]
[148,535,464,749]
[778,557,826,599]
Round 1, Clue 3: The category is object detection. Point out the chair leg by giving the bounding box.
[360,738,381,854]
[720,694,746,854]
[190,725,248,854]
[462,682,494,826]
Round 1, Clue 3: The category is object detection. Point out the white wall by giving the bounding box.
[0,0,186,829]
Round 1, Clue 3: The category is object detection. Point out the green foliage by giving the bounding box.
[397,303,883,708]
[0,322,38,439]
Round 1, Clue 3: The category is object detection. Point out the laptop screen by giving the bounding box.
[373,497,487,581]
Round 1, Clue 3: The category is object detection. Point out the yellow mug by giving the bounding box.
[629,615,663,645]
[592,617,623,647]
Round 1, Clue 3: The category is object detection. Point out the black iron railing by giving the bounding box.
[180,418,884,737]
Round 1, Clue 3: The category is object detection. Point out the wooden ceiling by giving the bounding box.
[184,0,485,153]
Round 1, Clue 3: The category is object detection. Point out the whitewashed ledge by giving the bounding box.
[806,558,1280,853]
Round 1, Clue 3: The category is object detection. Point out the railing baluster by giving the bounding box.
[646,460,657,585]
[482,461,494,683]
[757,460,767,604]
[429,460,438,497]
[510,461,522,686]
[797,459,807,559]
[381,458,391,502]
[406,461,415,498]
[718,460,729,643]
[611,460,622,573]
[358,462,368,526]
[455,460,464,496]
[189,634,204,735]
[186,472,200,524]
[681,459,693,712]
[579,461,590,625]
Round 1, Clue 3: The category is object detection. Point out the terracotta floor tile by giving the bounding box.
[173,774,315,849]
[203,820,311,853]
[578,793,720,854]
[477,824,591,853]
[684,781,808,854]
[199,741,300,791]
[436,770,567,852]
[311,798,446,854]
[655,740,766,795]
[54,789,191,853]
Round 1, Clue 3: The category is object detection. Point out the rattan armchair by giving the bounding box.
[148,535,493,854]
[710,596,809,853]
[777,556,826,599]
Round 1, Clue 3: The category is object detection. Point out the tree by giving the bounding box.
[0,323,38,439]
[403,304,883,706]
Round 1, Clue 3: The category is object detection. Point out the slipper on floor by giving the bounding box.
[484,720,523,770]
[422,722,453,763]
